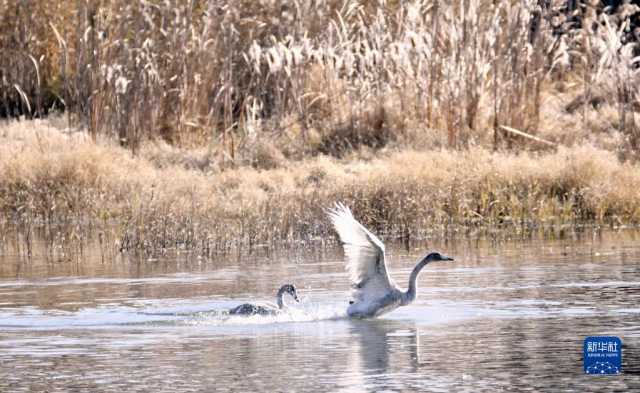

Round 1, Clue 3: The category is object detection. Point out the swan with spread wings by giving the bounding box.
[328,203,453,318]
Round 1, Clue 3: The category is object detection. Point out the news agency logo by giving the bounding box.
[584,336,622,375]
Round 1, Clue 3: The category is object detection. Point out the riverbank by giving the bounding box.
[1,119,639,255]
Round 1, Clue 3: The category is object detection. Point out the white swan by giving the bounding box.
[228,284,299,316]
[328,203,453,318]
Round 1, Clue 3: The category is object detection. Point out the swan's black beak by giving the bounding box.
[442,255,454,261]
[294,294,300,302]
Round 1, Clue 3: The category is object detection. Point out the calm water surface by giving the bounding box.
[1,229,639,392]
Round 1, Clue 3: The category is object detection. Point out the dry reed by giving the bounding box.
[1,1,640,255]
[1,1,638,158]
[1,119,639,256]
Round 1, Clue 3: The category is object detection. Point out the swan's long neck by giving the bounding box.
[276,287,287,309]
[401,259,430,305]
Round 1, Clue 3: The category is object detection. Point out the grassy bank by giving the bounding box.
[2,1,640,255]
[1,119,639,255]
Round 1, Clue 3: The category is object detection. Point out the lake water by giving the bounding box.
[1,228,639,391]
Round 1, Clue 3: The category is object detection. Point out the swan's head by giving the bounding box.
[280,284,300,302]
[423,252,454,263]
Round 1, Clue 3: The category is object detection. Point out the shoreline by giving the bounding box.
[2,219,639,262]
[2,120,640,256]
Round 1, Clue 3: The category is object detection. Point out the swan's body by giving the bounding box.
[229,284,299,316]
[328,203,453,318]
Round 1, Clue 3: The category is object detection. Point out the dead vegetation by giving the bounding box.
[1,120,639,256]
[1,1,640,254]
[1,1,639,158]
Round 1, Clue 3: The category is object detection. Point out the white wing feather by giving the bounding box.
[327,203,395,302]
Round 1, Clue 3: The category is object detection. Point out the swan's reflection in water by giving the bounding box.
[345,319,421,392]
[352,319,418,372]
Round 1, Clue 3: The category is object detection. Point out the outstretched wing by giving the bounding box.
[327,203,395,301]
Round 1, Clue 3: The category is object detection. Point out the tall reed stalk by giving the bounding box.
[1,0,638,158]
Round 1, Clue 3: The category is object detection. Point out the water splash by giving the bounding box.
[185,299,348,326]
[0,298,349,330]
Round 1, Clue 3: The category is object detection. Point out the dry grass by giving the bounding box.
[1,119,639,255]
[1,1,638,160]
[2,1,640,255]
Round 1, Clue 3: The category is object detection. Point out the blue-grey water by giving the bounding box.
[1,228,639,392]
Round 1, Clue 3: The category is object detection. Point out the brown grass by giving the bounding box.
[1,119,639,256]
[2,1,640,255]
[1,1,638,159]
